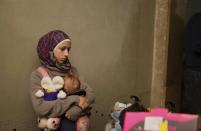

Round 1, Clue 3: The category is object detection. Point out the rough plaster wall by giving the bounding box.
[0,0,155,130]
[135,0,155,107]
[166,0,187,112]
[90,0,155,130]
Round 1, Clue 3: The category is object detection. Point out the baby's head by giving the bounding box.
[64,73,80,93]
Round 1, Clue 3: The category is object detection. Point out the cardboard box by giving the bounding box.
[123,108,198,131]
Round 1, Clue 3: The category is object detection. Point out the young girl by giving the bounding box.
[30,30,95,131]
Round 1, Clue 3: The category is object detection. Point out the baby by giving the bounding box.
[64,73,87,99]
[64,74,91,131]
[64,73,82,95]
[63,73,89,118]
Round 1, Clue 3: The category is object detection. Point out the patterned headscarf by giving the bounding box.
[37,30,71,72]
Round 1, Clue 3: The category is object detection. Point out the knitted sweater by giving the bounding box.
[30,66,95,119]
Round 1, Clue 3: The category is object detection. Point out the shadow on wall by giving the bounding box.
[166,0,185,112]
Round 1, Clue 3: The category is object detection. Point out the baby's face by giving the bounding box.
[64,77,80,93]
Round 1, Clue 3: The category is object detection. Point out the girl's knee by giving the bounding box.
[76,116,90,131]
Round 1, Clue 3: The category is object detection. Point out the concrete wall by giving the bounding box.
[0,0,155,130]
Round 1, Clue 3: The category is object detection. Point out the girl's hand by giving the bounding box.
[79,96,89,109]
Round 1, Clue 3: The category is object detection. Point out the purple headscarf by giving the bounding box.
[37,30,71,72]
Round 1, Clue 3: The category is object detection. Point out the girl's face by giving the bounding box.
[53,41,71,64]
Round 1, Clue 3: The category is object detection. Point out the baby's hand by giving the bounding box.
[65,106,82,121]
